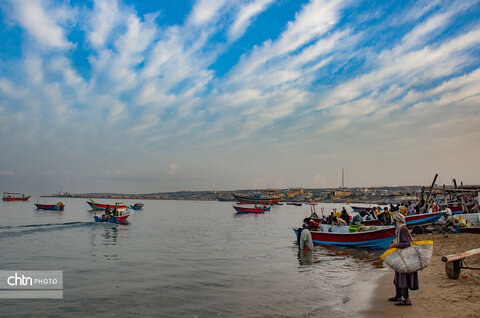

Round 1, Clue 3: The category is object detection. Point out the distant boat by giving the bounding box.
[87,200,127,212]
[3,192,31,201]
[294,225,396,249]
[130,203,144,210]
[350,206,371,213]
[287,202,302,206]
[233,205,270,214]
[94,214,130,224]
[35,202,65,211]
[232,191,281,204]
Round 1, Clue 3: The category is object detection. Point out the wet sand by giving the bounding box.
[363,233,480,318]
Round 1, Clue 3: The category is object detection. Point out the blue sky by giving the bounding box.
[0,0,479,195]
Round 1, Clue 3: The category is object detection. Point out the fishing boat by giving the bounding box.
[35,202,65,211]
[130,203,144,210]
[287,202,303,206]
[454,213,480,234]
[233,205,270,214]
[350,206,371,213]
[86,200,127,212]
[363,211,445,227]
[448,202,475,214]
[93,214,130,224]
[3,192,31,201]
[294,225,396,249]
[232,191,281,204]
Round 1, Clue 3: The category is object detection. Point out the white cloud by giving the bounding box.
[188,0,228,26]
[87,0,121,49]
[228,0,275,41]
[8,0,73,49]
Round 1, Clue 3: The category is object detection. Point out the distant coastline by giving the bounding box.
[41,185,423,203]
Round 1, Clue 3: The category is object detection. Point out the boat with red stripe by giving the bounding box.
[294,225,396,249]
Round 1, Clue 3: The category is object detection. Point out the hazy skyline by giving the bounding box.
[0,0,479,195]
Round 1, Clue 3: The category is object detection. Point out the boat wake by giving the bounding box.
[0,221,96,238]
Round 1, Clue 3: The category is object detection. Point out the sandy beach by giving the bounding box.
[363,232,480,318]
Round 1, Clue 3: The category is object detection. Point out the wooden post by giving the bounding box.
[425,174,438,213]
[442,248,480,262]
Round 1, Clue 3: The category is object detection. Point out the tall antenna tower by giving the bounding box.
[342,168,344,188]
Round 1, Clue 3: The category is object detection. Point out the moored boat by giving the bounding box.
[87,200,127,212]
[233,205,270,214]
[294,225,396,249]
[35,202,65,211]
[3,192,31,201]
[232,191,281,204]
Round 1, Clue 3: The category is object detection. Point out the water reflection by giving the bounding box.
[296,244,386,269]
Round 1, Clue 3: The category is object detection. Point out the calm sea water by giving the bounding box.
[0,198,387,317]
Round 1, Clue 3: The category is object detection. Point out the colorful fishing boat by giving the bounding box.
[293,225,396,249]
[454,213,480,234]
[35,202,65,211]
[233,205,270,214]
[363,211,445,227]
[232,191,281,204]
[130,203,144,210]
[350,206,371,213]
[3,192,31,201]
[87,200,127,212]
[93,214,130,224]
[448,202,474,214]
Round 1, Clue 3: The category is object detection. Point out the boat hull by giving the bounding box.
[3,196,31,201]
[350,206,370,213]
[130,204,144,210]
[35,204,64,211]
[294,226,396,249]
[405,211,445,226]
[87,201,127,212]
[233,206,270,214]
[94,215,130,224]
[232,193,281,205]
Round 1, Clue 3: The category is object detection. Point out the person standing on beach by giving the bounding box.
[388,213,419,306]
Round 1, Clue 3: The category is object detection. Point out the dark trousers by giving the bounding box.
[395,287,409,299]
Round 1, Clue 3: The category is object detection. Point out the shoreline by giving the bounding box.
[363,233,480,318]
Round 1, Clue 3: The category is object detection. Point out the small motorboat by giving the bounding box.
[233,205,270,214]
[94,214,130,224]
[130,203,144,210]
[35,202,65,211]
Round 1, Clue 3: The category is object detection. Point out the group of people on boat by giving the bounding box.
[101,205,119,222]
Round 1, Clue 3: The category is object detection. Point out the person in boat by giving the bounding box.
[308,219,320,231]
[388,213,419,306]
[351,213,362,225]
[378,207,391,225]
[340,208,350,225]
[407,201,415,216]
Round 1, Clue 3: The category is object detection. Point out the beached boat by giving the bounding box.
[130,203,144,210]
[293,225,396,249]
[233,205,270,214]
[362,211,445,227]
[87,200,127,212]
[448,202,474,214]
[93,214,130,224]
[232,191,281,204]
[3,192,31,201]
[35,202,65,211]
[454,213,480,234]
